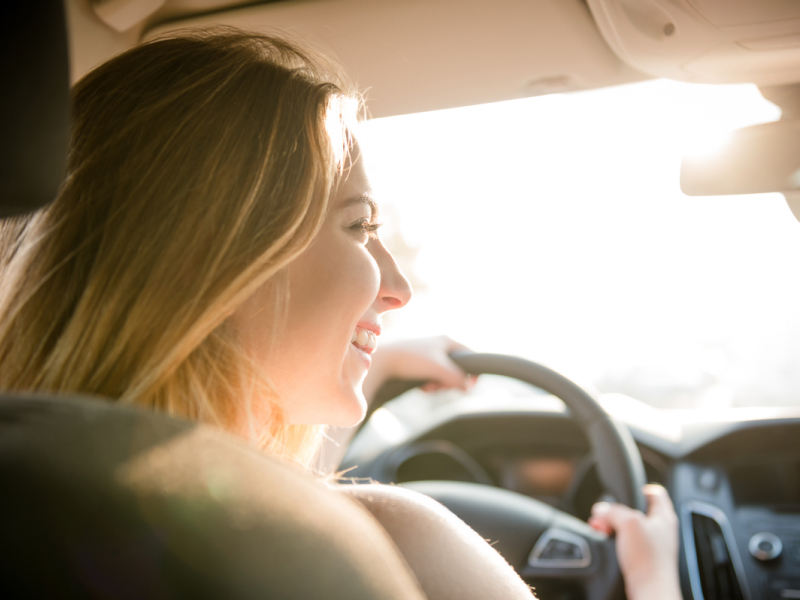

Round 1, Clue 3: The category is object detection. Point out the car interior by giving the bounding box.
[3,1,800,599]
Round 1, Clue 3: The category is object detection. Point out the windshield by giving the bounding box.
[359,79,800,410]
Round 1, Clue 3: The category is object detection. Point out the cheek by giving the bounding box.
[288,234,380,332]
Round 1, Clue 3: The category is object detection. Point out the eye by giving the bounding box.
[349,218,382,240]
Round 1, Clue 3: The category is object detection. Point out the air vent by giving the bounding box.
[692,513,744,600]
[682,501,751,600]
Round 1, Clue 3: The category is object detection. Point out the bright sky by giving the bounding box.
[358,79,800,409]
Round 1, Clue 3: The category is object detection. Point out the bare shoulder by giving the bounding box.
[337,483,535,600]
[337,481,459,522]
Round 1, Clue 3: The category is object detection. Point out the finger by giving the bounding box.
[432,359,470,389]
[456,372,477,391]
[590,501,640,533]
[591,501,611,517]
[642,484,674,518]
[588,516,613,536]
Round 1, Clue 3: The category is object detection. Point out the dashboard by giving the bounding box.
[341,390,800,600]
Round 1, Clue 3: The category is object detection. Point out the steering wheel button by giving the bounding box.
[541,539,583,560]
[528,528,591,569]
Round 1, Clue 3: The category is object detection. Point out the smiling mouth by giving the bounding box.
[350,326,377,354]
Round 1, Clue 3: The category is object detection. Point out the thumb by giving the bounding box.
[642,484,675,519]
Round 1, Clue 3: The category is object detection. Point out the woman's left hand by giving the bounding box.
[363,335,476,404]
[588,484,682,600]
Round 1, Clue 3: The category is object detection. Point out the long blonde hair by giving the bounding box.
[0,28,358,468]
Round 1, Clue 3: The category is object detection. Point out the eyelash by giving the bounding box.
[351,219,382,239]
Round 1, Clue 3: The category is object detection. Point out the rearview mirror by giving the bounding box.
[680,120,800,196]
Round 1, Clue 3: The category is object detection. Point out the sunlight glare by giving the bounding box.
[359,79,798,409]
[682,129,733,161]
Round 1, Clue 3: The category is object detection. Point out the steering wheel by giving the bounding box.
[365,351,648,600]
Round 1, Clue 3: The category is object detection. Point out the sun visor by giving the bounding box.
[680,119,800,196]
[588,0,800,86]
[785,191,800,222]
[0,1,70,218]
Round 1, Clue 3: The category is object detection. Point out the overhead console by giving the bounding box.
[587,0,800,86]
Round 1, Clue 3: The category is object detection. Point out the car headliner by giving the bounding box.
[68,0,648,118]
[66,0,800,119]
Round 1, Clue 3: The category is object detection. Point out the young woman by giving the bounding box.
[0,29,681,600]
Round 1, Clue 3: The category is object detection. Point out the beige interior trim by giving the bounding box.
[65,0,647,117]
[93,0,166,32]
[146,0,647,118]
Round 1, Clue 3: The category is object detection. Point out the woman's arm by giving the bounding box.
[338,483,535,600]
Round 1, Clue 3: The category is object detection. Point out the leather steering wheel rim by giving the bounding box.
[362,351,648,600]
[448,351,647,512]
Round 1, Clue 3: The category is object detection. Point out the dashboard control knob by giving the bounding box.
[749,532,782,561]
[697,468,718,491]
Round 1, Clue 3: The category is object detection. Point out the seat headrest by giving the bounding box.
[0,1,70,218]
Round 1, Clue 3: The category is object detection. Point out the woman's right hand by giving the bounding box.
[362,335,476,404]
[588,484,683,600]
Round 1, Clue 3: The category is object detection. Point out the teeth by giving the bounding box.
[351,327,379,351]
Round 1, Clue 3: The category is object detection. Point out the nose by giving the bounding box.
[369,238,412,312]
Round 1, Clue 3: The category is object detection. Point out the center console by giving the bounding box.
[673,459,800,600]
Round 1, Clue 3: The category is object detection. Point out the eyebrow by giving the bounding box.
[339,193,379,218]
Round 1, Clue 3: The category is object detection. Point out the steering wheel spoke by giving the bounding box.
[525,511,607,572]
[524,532,623,600]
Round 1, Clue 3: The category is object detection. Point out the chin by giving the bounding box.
[284,379,368,426]
[325,388,367,428]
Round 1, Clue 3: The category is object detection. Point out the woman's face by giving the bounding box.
[232,146,412,427]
